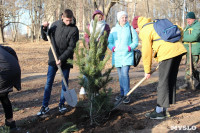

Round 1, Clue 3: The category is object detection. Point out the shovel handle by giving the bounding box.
[188,30,195,90]
[47,36,68,90]
[126,65,159,96]
[126,77,146,96]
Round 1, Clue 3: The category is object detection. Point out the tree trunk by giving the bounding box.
[145,0,149,17]
[90,0,119,21]
[36,26,41,42]
[92,0,98,10]
[90,94,94,125]
[133,0,137,17]
[104,1,119,20]
[0,26,4,43]
[31,24,34,42]
[170,1,176,23]
[58,0,64,17]
[30,0,34,42]
[0,0,4,43]
[12,26,17,42]
[182,0,186,28]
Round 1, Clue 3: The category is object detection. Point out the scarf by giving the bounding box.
[89,20,106,40]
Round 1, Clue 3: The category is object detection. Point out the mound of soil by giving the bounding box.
[16,106,144,133]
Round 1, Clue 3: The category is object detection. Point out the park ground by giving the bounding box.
[0,41,200,133]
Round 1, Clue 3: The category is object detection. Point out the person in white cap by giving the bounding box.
[108,11,139,104]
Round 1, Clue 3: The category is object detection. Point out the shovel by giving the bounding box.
[188,30,195,90]
[47,36,77,107]
[112,64,160,111]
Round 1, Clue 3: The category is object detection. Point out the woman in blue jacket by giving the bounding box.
[108,11,138,103]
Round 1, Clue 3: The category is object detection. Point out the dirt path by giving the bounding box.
[0,42,200,133]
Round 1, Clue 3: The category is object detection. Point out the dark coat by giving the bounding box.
[41,18,79,68]
[0,45,21,94]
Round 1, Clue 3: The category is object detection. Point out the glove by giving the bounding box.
[112,46,116,52]
[128,46,131,52]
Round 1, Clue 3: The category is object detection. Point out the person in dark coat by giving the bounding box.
[37,9,79,116]
[0,45,21,130]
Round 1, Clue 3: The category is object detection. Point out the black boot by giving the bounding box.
[5,120,16,130]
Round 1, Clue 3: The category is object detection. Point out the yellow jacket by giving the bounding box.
[138,17,187,73]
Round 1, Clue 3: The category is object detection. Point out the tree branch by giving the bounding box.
[3,21,31,29]
[104,0,119,19]
[92,0,98,10]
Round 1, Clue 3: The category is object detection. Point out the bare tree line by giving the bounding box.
[0,0,199,43]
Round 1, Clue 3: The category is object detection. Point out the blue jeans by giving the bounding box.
[42,65,70,107]
[116,66,130,96]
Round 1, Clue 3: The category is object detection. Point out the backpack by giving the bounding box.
[129,26,142,67]
[143,19,181,43]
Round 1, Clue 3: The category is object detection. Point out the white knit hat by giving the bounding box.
[117,11,128,21]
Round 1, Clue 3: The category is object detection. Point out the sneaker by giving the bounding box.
[5,120,16,130]
[179,83,188,90]
[37,106,50,116]
[163,110,171,118]
[145,110,154,118]
[115,94,124,101]
[59,104,67,113]
[145,109,165,119]
[196,83,200,90]
[123,96,131,104]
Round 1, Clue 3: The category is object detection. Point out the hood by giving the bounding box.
[92,10,104,20]
[132,16,140,29]
[71,17,76,25]
[138,17,151,30]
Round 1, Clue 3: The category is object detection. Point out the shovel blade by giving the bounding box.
[111,96,126,111]
[63,88,77,107]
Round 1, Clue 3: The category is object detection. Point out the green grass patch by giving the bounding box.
[58,122,78,133]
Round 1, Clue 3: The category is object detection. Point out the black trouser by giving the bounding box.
[0,93,13,119]
[157,54,183,108]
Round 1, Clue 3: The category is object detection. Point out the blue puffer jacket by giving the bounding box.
[108,22,138,67]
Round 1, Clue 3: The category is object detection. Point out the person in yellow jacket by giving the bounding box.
[132,16,187,119]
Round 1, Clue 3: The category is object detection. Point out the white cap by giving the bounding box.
[117,11,128,21]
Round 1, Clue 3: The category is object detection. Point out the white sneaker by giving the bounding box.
[59,105,67,113]
[37,106,50,116]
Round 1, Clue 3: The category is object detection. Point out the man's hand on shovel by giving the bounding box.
[56,60,61,66]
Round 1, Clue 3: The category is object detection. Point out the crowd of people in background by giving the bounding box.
[0,8,199,131]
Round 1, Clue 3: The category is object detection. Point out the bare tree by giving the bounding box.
[0,0,22,43]
[132,0,137,18]
[92,0,120,20]
[10,14,20,42]
[145,0,149,17]
[1,0,200,42]
[24,0,44,42]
